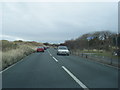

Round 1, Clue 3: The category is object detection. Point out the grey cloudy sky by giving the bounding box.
[1,2,118,43]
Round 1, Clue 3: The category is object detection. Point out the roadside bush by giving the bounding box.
[0,51,2,71]
[1,40,18,52]
[2,45,35,70]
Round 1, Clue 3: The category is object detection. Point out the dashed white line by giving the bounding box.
[50,54,52,56]
[47,49,88,89]
[52,57,58,62]
[47,50,58,62]
[47,50,52,56]
[47,50,50,54]
[62,66,89,90]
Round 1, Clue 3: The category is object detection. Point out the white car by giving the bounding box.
[57,46,70,56]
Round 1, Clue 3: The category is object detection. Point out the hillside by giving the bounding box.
[0,40,43,70]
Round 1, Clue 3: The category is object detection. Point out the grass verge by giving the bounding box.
[1,45,36,71]
[70,49,120,68]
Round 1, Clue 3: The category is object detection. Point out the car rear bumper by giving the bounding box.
[37,50,44,52]
[57,52,69,55]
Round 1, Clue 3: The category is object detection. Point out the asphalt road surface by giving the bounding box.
[2,48,118,89]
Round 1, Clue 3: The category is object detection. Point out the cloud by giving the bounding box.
[0,3,2,35]
[0,34,27,41]
[2,2,118,43]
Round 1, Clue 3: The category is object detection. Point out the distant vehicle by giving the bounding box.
[57,46,70,56]
[54,47,57,49]
[37,47,44,52]
[44,46,49,50]
[44,46,47,50]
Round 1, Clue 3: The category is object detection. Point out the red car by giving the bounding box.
[37,47,44,52]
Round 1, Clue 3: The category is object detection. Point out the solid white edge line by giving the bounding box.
[52,57,58,62]
[0,53,34,73]
[0,58,24,73]
[62,66,89,90]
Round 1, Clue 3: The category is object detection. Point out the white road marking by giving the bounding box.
[47,50,52,56]
[47,50,50,54]
[47,50,58,62]
[0,53,34,73]
[0,58,24,73]
[62,66,89,90]
[50,54,52,56]
[52,57,58,62]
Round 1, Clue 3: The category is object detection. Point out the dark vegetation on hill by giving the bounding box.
[64,31,120,56]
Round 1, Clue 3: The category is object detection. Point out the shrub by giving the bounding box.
[2,45,35,70]
[1,40,18,52]
[0,41,1,71]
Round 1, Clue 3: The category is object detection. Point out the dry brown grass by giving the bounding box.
[0,51,2,71]
[1,45,36,70]
[0,40,43,70]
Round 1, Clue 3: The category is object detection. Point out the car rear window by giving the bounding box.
[58,46,68,49]
[38,47,44,49]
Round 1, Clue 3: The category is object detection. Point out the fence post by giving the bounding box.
[78,51,79,56]
[82,53,83,57]
[110,58,112,65]
[86,54,88,58]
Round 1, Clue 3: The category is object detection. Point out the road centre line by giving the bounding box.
[47,50,50,54]
[52,57,58,62]
[62,66,89,90]
[47,50,58,62]
[47,50,52,56]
